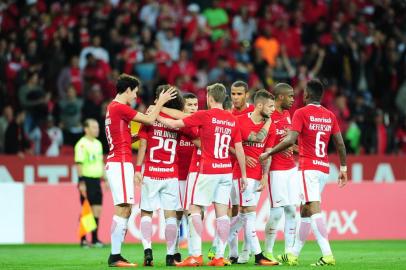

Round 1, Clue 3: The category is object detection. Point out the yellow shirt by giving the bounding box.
[74,136,104,178]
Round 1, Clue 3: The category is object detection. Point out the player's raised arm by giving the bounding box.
[332,132,348,187]
[161,107,188,119]
[156,115,185,129]
[259,130,298,162]
[133,87,178,125]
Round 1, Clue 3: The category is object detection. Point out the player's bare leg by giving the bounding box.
[140,210,154,266]
[108,204,137,267]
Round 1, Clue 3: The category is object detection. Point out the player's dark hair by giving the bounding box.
[156,84,184,110]
[222,95,232,110]
[116,74,141,94]
[273,83,293,99]
[254,89,274,104]
[183,92,197,100]
[231,80,248,92]
[83,118,98,128]
[306,79,324,101]
[207,83,227,103]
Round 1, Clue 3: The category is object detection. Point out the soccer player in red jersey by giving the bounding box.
[230,81,255,116]
[260,79,347,266]
[174,93,199,259]
[263,83,299,261]
[158,83,247,267]
[135,85,196,266]
[104,74,176,267]
[228,90,279,266]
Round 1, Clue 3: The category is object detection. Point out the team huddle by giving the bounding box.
[104,74,348,267]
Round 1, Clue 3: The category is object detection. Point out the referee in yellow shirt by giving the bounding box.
[75,118,106,248]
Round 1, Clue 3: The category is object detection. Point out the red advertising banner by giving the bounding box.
[24,182,406,243]
[1,155,404,183]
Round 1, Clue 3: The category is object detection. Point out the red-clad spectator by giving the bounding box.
[58,56,83,98]
[52,3,77,29]
[303,0,328,25]
[183,4,207,43]
[77,17,90,48]
[374,111,388,154]
[82,53,111,90]
[273,18,302,59]
[192,30,211,64]
[168,50,197,85]
[395,119,406,155]
[119,39,143,75]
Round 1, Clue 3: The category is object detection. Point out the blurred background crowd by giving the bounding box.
[0,0,406,157]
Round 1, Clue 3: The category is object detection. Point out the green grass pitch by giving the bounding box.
[0,240,405,269]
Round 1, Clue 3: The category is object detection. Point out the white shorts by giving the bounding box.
[183,172,198,210]
[189,173,233,207]
[298,170,328,203]
[178,180,187,211]
[268,168,300,208]
[230,179,240,206]
[140,177,181,211]
[232,178,261,207]
[105,162,135,205]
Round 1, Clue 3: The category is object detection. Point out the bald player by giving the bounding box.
[263,83,299,261]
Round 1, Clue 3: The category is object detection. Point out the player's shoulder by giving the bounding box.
[236,112,249,121]
[74,136,87,148]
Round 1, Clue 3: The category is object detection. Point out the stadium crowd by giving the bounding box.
[0,0,406,156]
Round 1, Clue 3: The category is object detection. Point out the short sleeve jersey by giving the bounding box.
[177,127,199,180]
[291,104,340,173]
[138,113,196,179]
[182,108,242,174]
[233,114,276,180]
[270,110,296,171]
[105,101,137,162]
[74,137,104,178]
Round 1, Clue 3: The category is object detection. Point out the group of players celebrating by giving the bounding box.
[104,74,347,267]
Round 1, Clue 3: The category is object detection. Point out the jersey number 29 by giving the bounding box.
[150,136,177,164]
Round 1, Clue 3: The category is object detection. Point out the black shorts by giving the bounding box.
[79,177,102,205]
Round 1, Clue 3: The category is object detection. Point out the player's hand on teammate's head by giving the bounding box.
[240,177,247,193]
[157,86,177,104]
[246,155,257,168]
[134,172,143,186]
[338,171,347,188]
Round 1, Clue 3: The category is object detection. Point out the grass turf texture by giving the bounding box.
[0,241,404,269]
